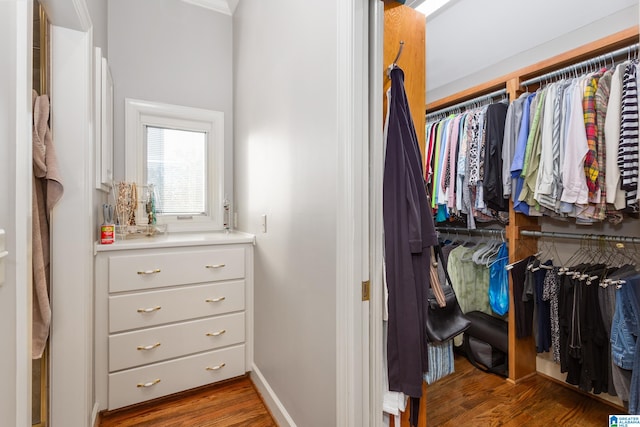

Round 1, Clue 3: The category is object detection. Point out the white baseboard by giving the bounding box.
[250,364,297,427]
[91,402,100,427]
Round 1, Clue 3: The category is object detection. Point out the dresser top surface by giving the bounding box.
[95,231,255,252]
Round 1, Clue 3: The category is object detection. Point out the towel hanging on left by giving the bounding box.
[32,89,64,359]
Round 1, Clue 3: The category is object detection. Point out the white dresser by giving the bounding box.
[94,232,254,410]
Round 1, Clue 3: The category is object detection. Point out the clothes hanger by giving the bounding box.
[505,233,540,271]
[487,240,509,268]
[469,233,495,261]
[481,233,506,265]
[475,236,498,265]
[559,235,590,275]
[485,232,508,267]
[460,234,487,261]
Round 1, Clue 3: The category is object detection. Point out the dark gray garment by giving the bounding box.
[599,278,618,397]
[482,102,509,212]
[384,66,438,398]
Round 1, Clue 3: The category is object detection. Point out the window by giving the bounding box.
[125,99,224,231]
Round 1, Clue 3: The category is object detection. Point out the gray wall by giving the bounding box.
[86,0,107,52]
[108,0,233,204]
[0,3,25,426]
[426,0,639,102]
[233,1,338,426]
[108,1,339,425]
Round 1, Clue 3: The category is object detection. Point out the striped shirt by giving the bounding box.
[618,62,639,211]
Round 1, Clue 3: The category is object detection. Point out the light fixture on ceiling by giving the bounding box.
[414,0,452,17]
[180,0,239,16]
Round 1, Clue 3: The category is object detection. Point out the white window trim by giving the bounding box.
[125,98,225,232]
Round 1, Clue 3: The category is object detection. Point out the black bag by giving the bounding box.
[425,245,471,343]
[461,310,508,377]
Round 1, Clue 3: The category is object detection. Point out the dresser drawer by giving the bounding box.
[109,312,245,371]
[108,247,245,292]
[108,344,246,410]
[109,280,245,333]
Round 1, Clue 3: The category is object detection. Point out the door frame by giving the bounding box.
[1,1,34,426]
[368,1,385,426]
[336,1,371,426]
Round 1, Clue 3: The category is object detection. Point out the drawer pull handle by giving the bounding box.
[137,379,161,388]
[206,329,226,337]
[137,306,162,313]
[137,269,161,275]
[206,363,226,371]
[205,296,226,303]
[137,342,161,351]
[205,264,226,269]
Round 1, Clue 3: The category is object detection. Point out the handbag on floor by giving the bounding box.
[425,245,471,343]
[461,310,509,377]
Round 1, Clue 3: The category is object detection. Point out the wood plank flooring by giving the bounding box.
[99,355,623,426]
[98,376,276,427]
[427,353,621,426]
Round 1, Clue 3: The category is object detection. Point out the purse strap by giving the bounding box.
[429,246,447,307]
[433,243,453,287]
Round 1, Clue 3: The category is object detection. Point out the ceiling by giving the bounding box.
[179,0,637,104]
[423,0,638,103]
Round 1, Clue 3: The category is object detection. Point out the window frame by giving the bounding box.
[125,98,224,231]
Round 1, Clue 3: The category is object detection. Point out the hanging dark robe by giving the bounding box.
[384,66,437,402]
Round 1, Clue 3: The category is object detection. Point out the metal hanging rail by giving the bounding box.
[426,87,507,122]
[520,229,640,244]
[436,226,505,239]
[520,43,639,88]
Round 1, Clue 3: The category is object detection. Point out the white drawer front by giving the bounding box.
[108,247,245,292]
[109,312,245,371]
[109,280,245,333]
[108,345,245,410]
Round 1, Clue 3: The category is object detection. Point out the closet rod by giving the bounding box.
[426,87,507,122]
[520,230,640,244]
[520,43,639,88]
[436,226,505,238]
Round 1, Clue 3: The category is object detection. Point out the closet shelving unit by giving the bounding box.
[425,26,640,392]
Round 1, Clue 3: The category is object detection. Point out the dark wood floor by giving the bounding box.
[99,355,622,427]
[427,353,621,426]
[98,375,276,427]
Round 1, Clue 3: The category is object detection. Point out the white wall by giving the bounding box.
[426,0,638,102]
[233,1,338,426]
[48,24,96,427]
[108,0,234,205]
[0,2,32,426]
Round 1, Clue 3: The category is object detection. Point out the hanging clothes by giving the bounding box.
[427,100,509,229]
[502,60,640,224]
[605,63,627,210]
[542,266,562,362]
[383,66,437,401]
[483,103,509,212]
[32,90,64,359]
[509,255,536,339]
[619,62,639,212]
[488,242,509,316]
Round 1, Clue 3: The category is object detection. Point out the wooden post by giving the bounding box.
[383,0,426,158]
[505,78,540,382]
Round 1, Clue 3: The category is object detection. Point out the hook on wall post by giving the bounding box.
[393,40,405,65]
[387,40,405,78]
